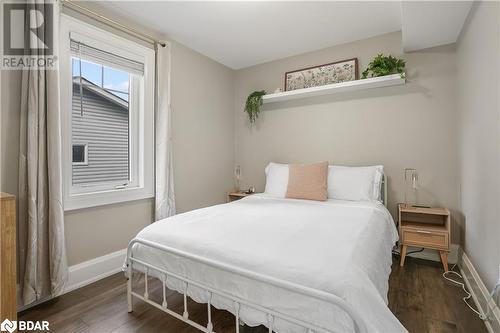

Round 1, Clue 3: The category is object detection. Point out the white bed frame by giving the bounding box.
[125,175,388,333]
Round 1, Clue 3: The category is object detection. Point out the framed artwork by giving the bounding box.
[284,58,359,91]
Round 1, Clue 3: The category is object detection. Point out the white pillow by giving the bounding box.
[327,165,384,202]
[264,162,289,198]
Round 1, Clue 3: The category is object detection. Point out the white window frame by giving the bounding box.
[72,143,88,166]
[60,15,154,211]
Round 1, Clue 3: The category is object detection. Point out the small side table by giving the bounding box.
[228,192,255,202]
[398,204,451,271]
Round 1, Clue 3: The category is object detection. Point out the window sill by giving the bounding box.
[64,186,154,211]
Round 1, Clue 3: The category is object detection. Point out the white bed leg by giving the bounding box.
[234,301,241,333]
[144,268,149,300]
[162,274,168,309]
[127,263,133,313]
[207,292,213,332]
[267,314,274,333]
[183,282,189,319]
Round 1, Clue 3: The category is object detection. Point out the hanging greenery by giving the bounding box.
[361,54,406,79]
[244,90,267,123]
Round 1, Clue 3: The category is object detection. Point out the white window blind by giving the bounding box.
[70,39,144,76]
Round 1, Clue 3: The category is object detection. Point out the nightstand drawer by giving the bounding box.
[402,229,448,249]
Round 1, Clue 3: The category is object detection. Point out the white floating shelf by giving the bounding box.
[262,74,405,104]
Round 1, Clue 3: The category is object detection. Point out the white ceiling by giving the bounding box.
[93,1,472,70]
[94,1,402,69]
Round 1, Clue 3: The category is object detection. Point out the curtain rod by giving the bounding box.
[61,0,166,47]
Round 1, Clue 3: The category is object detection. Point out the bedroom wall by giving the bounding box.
[0,11,235,266]
[170,42,235,213]
[234,31,462,243]
[456,1,500,290]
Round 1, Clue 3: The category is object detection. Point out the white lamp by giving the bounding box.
[234,165,241,192]
[404,168,418,208]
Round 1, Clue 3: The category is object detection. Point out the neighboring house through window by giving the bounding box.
[71,73,130,185]
[60,15,154,210]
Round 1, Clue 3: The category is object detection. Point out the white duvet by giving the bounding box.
[129,194,407,333]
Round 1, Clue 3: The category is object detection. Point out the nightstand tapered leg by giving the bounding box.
[400,245,408,267]
[439,251,449,272]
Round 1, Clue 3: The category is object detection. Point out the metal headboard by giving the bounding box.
[382,174,388,207]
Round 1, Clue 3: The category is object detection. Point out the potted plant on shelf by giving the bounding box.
[244,90,266,123]
[361,54,406,79]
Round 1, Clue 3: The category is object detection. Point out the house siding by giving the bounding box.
[72,84,129,184]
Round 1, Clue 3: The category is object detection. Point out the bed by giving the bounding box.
[125,176,407,333]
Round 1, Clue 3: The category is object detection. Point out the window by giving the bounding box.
[60,15,154,210]
[71,58,130,186]
[72,144,88,165]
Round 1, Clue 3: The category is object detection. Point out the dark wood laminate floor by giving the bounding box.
[19,256,487,333]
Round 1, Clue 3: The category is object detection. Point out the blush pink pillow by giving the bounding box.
[286,161,328,201]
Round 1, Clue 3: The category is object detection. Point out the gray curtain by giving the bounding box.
[154,42,175,221]
[18,0,68,305]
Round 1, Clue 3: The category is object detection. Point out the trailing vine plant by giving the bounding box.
[361,54,406,79]
[244,90,267,123]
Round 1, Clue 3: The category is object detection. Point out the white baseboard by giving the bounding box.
[18,248,126,311]
[406,243,459,264]
[460,252,500,333]
[63,248,126,294]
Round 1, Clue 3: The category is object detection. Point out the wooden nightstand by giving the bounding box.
[398,204,451,271]
[228,192,255,202]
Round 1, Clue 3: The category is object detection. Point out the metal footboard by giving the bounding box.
[126,238,368,333]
